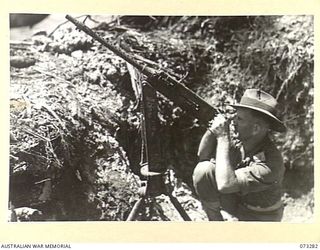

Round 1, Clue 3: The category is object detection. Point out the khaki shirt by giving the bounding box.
[233,136,285,208]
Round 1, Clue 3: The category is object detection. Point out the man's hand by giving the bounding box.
[208,114,230,138]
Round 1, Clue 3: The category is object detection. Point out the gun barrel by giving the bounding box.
[65,15,219,123]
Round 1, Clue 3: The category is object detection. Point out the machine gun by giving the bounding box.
[66,15,219,221]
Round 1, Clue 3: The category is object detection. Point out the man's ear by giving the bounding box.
[252,123,261,135]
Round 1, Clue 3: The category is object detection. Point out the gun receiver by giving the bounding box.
[65,15,219,123]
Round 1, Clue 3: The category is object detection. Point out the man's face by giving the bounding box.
[234,108,255,141]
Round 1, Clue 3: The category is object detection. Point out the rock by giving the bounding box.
[10,14,49,28]
[10,56,36,68]
[14,207,43,221]
[71,50,83,59]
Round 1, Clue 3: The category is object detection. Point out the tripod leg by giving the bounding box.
[126,197,145,221]
[167,193,192,221]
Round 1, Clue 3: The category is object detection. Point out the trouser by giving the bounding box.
[237,203,283,221]
[192,161,239,221]
[192,161,283,221]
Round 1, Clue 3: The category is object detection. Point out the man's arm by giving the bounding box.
[208,114,240,193]
[215,135,240,193]
[197,130,217,161]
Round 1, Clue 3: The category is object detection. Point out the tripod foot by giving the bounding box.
[126,197,144,221]
[167,193,192,221]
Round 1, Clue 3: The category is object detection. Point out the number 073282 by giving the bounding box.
[300,244,319,248]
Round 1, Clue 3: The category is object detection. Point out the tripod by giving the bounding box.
[126,82,191,221]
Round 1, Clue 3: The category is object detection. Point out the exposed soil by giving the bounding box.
[9,14,314,222]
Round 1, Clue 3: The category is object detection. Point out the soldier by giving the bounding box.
[193,89,286,221]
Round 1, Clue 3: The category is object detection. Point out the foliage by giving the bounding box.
[9,15,314,221]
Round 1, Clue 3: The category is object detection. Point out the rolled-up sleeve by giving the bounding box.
[235,157,279,195]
